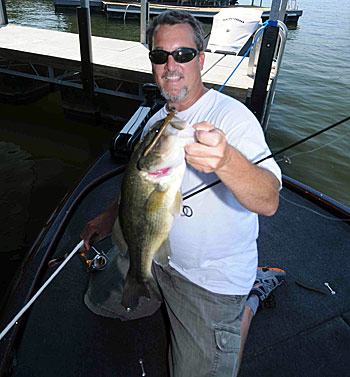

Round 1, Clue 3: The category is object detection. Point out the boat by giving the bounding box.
[53,0,303,26]
[0,93,349,375]
[0,3,348,377]
[103,0,303,25]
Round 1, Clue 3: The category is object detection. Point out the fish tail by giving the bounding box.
[148,278,162,303]
[121,274,151,311]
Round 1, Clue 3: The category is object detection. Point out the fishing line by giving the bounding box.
[275,130,350,164]
[257,115,350,165]
[279,194,350,222]
[182,115,350,202]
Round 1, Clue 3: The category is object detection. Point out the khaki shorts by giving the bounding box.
[152,263,247,377]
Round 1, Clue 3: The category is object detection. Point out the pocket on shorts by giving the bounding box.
[214,326,241,353]
[211,326,241,376]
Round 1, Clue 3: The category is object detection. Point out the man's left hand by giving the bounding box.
[184,122,230,173]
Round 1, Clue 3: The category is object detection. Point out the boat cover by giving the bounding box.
[207,8,263,55]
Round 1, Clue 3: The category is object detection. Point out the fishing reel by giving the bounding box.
[48,244,109,272]
[86,246,109,271]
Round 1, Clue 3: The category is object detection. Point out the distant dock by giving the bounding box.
[54,0,104,9]
[54,0,303,25]
[104,2,302,24]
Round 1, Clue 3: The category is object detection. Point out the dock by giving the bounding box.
[104,1,302,24]
[54,0,104,9]
[0,24,254,103]
[53,0,303,25]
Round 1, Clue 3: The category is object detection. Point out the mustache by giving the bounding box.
[162,70,184,79]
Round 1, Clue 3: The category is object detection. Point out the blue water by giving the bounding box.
[3,0,350,206]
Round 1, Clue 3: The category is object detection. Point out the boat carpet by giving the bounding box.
[6,172,350,376]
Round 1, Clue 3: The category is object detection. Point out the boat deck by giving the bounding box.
[0,24,254,102]
[0,151,349,376]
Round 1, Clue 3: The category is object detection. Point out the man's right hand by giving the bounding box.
[80,195,120,250]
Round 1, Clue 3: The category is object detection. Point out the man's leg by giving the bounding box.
[152,263,247,377]
[238,267,286,371]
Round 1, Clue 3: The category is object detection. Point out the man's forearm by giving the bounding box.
[105,193,120,219]
[216,145,280,216]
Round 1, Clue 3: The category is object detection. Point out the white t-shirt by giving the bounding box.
[142,89,282,295]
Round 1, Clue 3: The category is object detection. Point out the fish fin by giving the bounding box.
[170,190,182,216]
[121,274,150,311]
[111,216,128,255]
[154,238,171,266]
[169,120,187,130]
[148,278,162,302]
[145,190,167,213]
[121,274,161,310]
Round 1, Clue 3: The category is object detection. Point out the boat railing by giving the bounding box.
[288,0,298,10]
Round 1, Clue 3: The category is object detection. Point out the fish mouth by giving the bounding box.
[147,167,171,177]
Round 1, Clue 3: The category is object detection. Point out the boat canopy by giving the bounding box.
[207,8,264,55]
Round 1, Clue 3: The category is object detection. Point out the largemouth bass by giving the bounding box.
[112,116,194,311]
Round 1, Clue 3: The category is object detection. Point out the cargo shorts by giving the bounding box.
[152,263,247,377]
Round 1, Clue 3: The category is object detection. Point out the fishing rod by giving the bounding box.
[183,115,350,201]
[0,241,84,341]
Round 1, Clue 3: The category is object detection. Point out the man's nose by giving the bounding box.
[166,54,178,70]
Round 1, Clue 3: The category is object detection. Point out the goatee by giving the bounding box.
[160,87,188,102]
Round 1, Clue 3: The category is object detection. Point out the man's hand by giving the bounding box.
[184,122,230,173]
[80,195,120,250]
[184,122,280,216]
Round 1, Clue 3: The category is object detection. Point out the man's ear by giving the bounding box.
[199,50,205,70]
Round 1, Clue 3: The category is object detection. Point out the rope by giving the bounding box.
[0,240,84,342]
[218,21,269,93]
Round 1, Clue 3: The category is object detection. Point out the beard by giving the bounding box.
[160,87,188,102]
[159,70,188,102]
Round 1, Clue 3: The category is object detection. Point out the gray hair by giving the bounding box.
[147,10,204,52]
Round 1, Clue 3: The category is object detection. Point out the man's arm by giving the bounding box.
[184,122,280,216]
[80,193,120,250]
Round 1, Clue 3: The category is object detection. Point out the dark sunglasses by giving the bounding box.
[149,47,199,64]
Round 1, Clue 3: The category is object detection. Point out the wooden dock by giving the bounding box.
[0,24,254,102]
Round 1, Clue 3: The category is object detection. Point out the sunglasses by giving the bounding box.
[149,47,199,64]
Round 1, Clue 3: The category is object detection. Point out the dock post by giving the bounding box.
[278,0,288,21]
[0,0,8,26]
[77,0,94,97]
[140,0,148,45]
[247,0,280,124]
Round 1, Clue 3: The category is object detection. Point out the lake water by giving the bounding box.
[0,0,349,260]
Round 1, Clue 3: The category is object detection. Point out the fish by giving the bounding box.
[111,116,194,311]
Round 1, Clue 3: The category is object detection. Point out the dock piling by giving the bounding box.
[140,0,148,45]
[248,0,281,124]
[279,0,288,21]
[0,0,8,26]
[77,0,94,97]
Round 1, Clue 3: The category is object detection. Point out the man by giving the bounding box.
[81,10,284,376]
